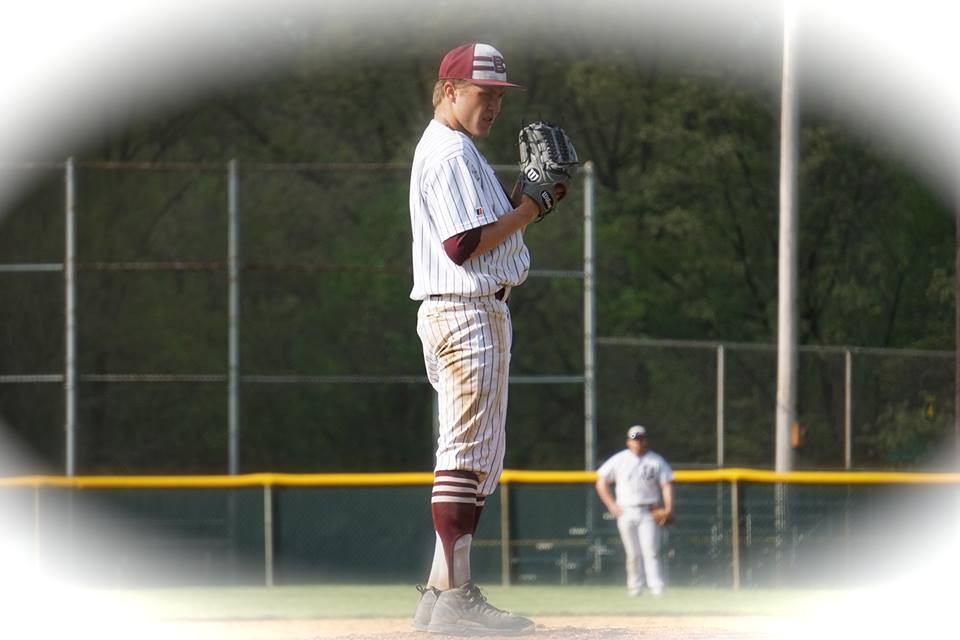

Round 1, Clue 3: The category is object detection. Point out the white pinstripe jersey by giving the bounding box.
[597,450,674,507]
[409,119,530,300]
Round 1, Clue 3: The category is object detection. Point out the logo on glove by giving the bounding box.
[539,190,554,211]
[525,167,542,182]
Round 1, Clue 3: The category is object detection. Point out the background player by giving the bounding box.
[595,424,675,597]
[408,42,567,636]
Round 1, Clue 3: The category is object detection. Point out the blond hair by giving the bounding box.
[432,78,470,109]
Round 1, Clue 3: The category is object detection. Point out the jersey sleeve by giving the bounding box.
[659,458,675,484]
[596,456,617,482]
[422,154,500,238]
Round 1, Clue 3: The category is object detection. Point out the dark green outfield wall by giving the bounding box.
[6,479,952,589]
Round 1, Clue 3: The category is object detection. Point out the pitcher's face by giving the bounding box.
[450,83,506,138]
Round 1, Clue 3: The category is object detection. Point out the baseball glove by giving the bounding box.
[652,508,674,526]
[518,121,579,221]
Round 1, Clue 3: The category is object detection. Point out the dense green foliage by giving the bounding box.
[0,38,954,474]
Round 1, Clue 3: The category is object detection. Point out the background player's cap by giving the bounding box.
[627,425,647,439]
[438,43,524,89]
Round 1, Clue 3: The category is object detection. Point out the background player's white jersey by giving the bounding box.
[597,450,674,507]
[409,119,529,300]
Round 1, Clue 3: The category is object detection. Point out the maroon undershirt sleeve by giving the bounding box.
[442,227,482,266]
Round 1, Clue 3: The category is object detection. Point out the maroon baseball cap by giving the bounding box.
[438,43,524,89]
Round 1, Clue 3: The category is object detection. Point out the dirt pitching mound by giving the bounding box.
[162,615,791,640]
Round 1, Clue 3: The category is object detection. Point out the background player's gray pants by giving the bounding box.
[616,507,664,593]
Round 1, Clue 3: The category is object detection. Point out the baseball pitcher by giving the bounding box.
[408,42,578,635]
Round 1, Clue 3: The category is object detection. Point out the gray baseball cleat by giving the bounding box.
[426,582,535,636]
[412,584,441,631]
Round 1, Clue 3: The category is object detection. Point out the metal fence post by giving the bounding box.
[64,157,77,477]
[583,161,597,472]
[844,349,852,469]
[227,159,240,475]
[263,483,274,587]
[730,479,740,589]
[500,482,511,587]
[717,344,725,468]
[717,344,726,558]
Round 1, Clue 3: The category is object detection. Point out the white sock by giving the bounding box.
[427,532,473,589]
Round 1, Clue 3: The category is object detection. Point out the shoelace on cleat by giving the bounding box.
[463,584,513,617]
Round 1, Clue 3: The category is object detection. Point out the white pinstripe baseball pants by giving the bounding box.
[417,296,512,498]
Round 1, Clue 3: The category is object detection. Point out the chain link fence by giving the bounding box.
[596,338,954,469]
[0,161,955,475]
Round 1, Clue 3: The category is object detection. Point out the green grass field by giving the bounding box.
[108,585,837,620]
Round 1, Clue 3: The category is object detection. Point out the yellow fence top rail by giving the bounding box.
[1,468,960,489]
